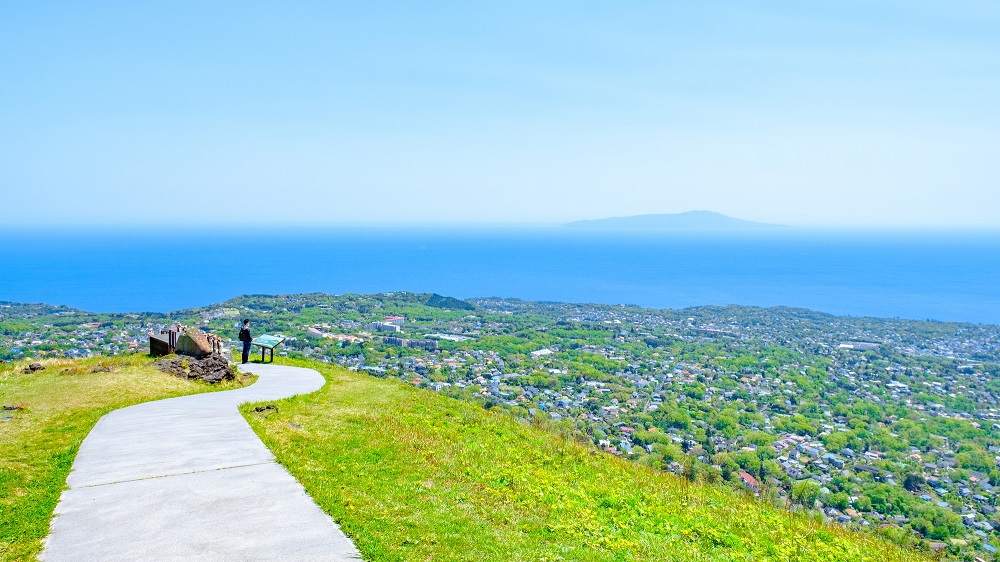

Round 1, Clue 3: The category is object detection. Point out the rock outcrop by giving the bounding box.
[154,354,236,383]
[175,328,213,358]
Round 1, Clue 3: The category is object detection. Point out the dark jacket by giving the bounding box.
[238,326,252,343]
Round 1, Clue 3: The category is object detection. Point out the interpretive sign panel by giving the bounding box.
[250,335,286,362]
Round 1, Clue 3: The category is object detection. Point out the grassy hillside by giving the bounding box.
[243,359,931,562]
[0,356,250,561]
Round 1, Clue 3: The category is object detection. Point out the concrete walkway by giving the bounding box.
[42,363,361,561]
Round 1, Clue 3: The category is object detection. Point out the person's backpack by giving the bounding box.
[239,327,251,342]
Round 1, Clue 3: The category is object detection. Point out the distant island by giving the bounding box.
[565,210,784,230]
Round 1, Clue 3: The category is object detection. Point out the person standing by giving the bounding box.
[238,319,253,364]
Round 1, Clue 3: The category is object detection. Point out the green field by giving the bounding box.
[0,354,934,561]
[0,356,250,561]
[243,358,930,562]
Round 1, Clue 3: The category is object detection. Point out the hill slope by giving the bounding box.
[565,210,783,230]
[242,359,926,562]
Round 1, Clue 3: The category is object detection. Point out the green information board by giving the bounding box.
[249,335,285,362]
[251,335,285,348]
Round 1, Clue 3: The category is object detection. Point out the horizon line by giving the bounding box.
[3,222,1000,232]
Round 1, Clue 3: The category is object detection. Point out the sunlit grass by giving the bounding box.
[0,355,252,561]
[243,358,930,561]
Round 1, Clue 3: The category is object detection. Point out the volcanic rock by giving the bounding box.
[154,353,236,383]
[175,328,213,358]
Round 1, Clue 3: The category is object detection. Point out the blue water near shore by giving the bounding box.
[1,227,999,325]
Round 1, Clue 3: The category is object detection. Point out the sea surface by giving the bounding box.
[1,228,999,325]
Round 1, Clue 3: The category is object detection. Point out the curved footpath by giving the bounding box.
[41,363,361,561]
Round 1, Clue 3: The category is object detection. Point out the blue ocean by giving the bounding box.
[1,228,998,325]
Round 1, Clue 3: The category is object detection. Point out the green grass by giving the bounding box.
[0,355,253,561]
[243,358,932,562]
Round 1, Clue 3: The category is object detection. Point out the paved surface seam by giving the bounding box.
[41,363,362,561]
[77,461,276,488]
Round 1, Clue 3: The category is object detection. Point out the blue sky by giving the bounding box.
[2,1,998,227]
